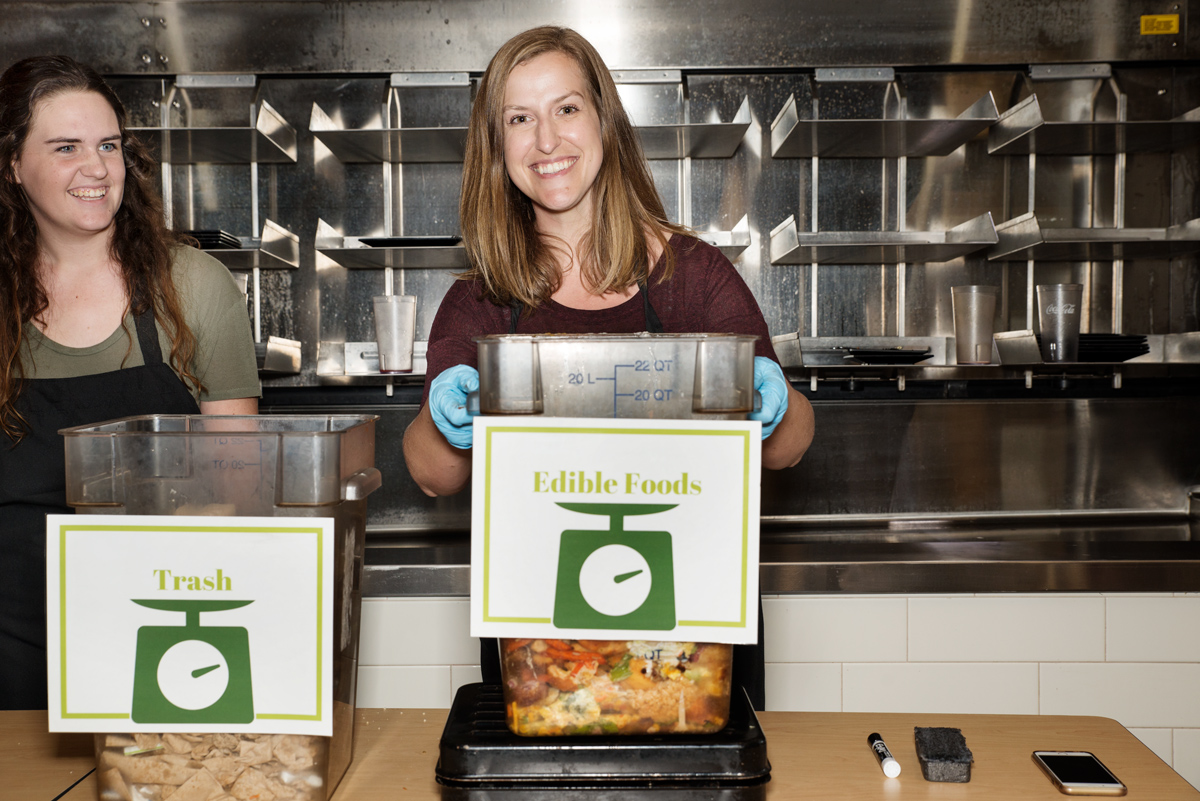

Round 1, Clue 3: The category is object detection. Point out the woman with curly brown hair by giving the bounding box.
[0,55,260,709]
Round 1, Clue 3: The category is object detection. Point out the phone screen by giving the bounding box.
[1039,754,1120,784]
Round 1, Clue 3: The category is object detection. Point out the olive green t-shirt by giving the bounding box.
[21,246,261,405]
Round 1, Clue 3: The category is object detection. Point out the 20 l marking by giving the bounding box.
[566,359,678,415]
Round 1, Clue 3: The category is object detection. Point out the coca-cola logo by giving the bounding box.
[1044,302,1077,315]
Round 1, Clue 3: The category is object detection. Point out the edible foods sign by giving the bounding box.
[45,515,334,735]
[471,417,761,644]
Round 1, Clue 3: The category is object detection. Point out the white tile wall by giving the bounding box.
[1106,597,1200,662]
[1040,663,1200,727]
[842,662,1040,715]
[908,596,1105,662]
[763,596,907,662]
[358,665,452,708]
[355,593,1200,790]
[359,598,476,666]
[1176,729,1200,790]
[1128,728,1174,766]
[763,663,841,712]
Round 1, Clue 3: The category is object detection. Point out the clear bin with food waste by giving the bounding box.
[60,414,380,800]
[500,638,734,736]
[476,333,758,736]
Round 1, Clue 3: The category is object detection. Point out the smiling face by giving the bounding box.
[11,89,125,247]
[502,50,604,235]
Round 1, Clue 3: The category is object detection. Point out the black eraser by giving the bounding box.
[913,726,974,783]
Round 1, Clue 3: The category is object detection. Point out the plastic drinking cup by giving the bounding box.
[372,295,417,373]
[952,285,999,364]
[1036,284,1083,362]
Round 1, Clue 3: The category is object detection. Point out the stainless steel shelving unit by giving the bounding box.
[311,92,752,162]
[771,91,998,158]
[133,98,298,164]
[988,212,1200,262]
[988,94,1200,155]
[314,220,469,270]
[144,77,302,376]
[770,212,998,265]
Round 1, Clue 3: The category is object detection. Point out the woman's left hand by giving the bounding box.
[749,356,788,439]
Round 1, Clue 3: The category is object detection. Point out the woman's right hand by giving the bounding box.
[429,364,479,449]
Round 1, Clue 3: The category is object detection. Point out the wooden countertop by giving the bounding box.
[7,708,1198,800]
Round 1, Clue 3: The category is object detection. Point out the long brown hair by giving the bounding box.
[0,55,201,441]
[459,26,691,309]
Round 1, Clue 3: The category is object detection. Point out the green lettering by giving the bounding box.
[154,569,170,590]
[625,473,639,493]
[533,471,548,492]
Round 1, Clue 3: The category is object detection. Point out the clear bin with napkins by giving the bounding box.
[60,414,380,800]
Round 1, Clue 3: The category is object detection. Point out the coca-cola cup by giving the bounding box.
[1036,283,1082,362]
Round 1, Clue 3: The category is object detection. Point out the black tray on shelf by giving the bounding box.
[182,229,243,250]
[436,683,769,799]
[843,347,934,365]
[358,235,462,248]
[1035,334,1150,362]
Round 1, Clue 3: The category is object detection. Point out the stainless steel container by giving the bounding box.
[474,333,757,419]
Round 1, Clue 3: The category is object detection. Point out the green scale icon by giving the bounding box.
[130,599,255,724]
[553,502,677,630]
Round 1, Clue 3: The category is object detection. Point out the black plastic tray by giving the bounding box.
[436,683,770,793]
[359,235,462,248]
[1035,333,1149,362]
[844,347,933,365]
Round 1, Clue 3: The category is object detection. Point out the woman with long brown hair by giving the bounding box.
[404,25,813,493]
[402,26,815,709]
[0,55,260,709]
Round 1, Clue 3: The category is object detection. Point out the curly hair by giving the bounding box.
[459,26,692,310]
[0,55,200,441]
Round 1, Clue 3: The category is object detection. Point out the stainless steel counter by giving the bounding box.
[363,512,1200,597]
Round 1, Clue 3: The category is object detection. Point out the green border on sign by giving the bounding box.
[56,523,325,722]
[481,425,752,629]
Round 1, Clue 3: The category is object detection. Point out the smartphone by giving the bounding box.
[1032,751,1127,796]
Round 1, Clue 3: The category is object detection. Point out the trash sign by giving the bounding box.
[46,515,334,735]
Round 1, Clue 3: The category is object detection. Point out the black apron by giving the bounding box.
[0,311,200,710]
[481,285,767,711]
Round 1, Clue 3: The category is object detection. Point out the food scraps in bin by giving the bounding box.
[96,729,328,801]
[500,638,733,736]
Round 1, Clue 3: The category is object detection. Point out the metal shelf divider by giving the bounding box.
[770,212,999,265]
[988,212,1200,262]
[988,93,1200,155]
[771,91,998,158]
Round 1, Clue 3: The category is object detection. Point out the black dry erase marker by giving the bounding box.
[868,732,902,778]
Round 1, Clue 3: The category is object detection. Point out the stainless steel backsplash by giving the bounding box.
[5,0,1198,531]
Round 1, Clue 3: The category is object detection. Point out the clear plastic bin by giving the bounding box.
[60,414,380,800]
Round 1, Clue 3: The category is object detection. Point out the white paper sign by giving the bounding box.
[46,514,334,735]
[470,417,761,644]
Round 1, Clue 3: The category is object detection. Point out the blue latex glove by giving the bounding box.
[429,364,479,449]
[748,356,788,439]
